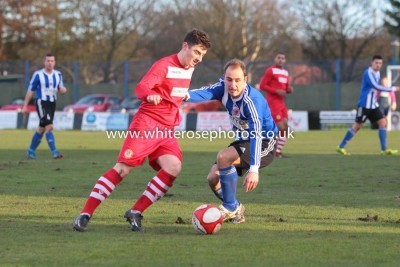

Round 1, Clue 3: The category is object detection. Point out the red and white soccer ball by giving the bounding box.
[192,204,223,235]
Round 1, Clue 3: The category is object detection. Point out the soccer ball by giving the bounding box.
[192,204,223,235]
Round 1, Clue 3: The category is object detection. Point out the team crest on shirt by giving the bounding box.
[232,104,240,118]
[124,149,134,159]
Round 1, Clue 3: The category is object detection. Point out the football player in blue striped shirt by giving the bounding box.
[337,55,399,155]
[23,54,67,159]
[185,59,278,223]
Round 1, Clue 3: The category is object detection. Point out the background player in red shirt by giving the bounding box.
[73,29,211,232]
[259,52,293,158]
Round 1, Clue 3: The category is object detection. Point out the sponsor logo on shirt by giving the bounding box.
[166,66,194,79]
[230,116,249,130]
[278,77,288,84]
[272,68,288,76]
[44,88,57,97]
[171,87,188,97]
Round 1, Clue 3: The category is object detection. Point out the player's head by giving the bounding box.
[223,59,248,98]
[371,55,383,72]
[274,52,286,68]
[44,53,56,72]
[179,29,211,68]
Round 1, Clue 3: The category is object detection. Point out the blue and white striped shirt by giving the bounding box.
[188,79,278,171]
[28,68,64,102]
[358,67,395,109]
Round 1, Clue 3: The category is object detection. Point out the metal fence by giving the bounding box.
[0,59,395,111]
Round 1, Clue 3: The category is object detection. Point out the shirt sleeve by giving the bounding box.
[259,68,275,94]
[28,73,40,92]
[58,73,65,89]
[367,70,395,92]
[243,97,264,172]
[134,61,167,101]
[286,75,291,92]
[187,80,225,102]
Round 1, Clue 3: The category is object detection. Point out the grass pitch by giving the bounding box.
[1,129,400,266]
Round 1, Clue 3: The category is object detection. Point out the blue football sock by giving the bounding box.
[378,128,387,151]
[339,128,356,148]
[29,131,43,152]
[219,166,239,211]
[45,132,57,153]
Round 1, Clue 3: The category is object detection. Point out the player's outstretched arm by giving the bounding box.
[187,81,224,103]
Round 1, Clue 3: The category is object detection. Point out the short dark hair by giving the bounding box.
[224,59,247,76]
[184,29,211,49]
[372,55,382,61]
[45,53,55,58]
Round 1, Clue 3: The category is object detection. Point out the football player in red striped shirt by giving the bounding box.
[73,29,211,232]
[259,52,293,158]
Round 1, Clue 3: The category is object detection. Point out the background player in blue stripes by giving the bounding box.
[337,55,399,155]
[23,53,67,159]
[184,59,278,223]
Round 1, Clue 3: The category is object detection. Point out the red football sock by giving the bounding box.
[81,168,123,216]
[132,169,176,213]
[276,136,287,154]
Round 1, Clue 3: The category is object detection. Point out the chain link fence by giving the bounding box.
[1,59,395,111]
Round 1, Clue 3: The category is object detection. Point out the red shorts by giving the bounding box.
[117,112,182,170]
[269,102,288,123]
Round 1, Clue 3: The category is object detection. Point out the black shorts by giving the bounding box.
[35,99,56,127]
[230,139,276,176]
[355,106,384,123]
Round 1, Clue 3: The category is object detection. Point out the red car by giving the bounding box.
[63,94,123,113]
[0,97,36,112]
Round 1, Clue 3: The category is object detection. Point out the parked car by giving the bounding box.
[0,97,36,112]
[107,96,141,115]
[180,100,225,113]
[63,94,122,113]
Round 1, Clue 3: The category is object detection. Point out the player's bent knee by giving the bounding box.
[207,174,219,187]
[37,127,45,135]
[216,150,234,167]
[113,163,132,178]
[45,125,54,132]
[377,118,387,128]
[163,161,181,177]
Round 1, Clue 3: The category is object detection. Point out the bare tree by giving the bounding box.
[68,0,155,84]
[0,0,7,60]
[162,0,297,82]
[0,0,49,60]
[292,0,384,81]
